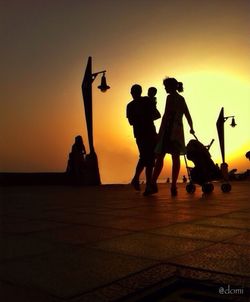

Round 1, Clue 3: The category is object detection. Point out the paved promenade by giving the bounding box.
[1,181,250,301]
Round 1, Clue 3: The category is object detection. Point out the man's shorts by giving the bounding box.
[136,136,156,167]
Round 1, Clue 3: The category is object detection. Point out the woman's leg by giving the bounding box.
[171,153,180,188]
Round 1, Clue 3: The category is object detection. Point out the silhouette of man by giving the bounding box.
[126,84,161,195]
[246,151,250,161]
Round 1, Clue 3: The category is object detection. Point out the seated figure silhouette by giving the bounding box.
[66,135,86,176]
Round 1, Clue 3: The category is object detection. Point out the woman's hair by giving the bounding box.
[163,77,183,92]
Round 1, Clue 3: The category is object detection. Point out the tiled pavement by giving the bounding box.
[1,182,250,301]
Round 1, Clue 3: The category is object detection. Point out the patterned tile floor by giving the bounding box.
[1,181,250,301]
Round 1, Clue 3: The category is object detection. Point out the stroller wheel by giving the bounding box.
[202,183,214,193]
[186,183,196,193]
[221,183,231,193]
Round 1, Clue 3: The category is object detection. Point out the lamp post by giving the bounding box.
[216,107,236,183]
[81,56,110,185]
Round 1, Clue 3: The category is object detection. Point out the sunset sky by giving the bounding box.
[1,0,249,184]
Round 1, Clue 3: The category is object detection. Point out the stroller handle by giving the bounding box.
[191,133,215,151]
[192,133,199,140]
[207,139,215,150]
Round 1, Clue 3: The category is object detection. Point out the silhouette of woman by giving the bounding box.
[151,77,195,196]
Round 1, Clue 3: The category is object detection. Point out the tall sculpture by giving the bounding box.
[216,107,236,182]
[216,107,226,164]
[216,107,236,164]
[81,57,110,185]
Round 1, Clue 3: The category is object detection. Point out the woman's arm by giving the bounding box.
[184,101,195,134]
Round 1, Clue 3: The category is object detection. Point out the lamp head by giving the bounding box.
[98,73,110,92]
[230,117,237,127]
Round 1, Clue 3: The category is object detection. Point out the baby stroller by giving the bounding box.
[184,135,231,193]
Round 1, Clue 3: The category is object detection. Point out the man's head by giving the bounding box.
[245,151,250,160]
[131,84,142,99]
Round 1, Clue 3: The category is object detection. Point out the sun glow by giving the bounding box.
[118,70,250,182]
[1,0,249,184]
[175,71,249,167]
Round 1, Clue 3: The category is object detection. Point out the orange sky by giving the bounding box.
[1,0,249,183]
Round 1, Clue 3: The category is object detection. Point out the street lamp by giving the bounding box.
[226,116,237,128]
[216,107,236,185]
[81,56,110,185]
[97,72,110,92]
